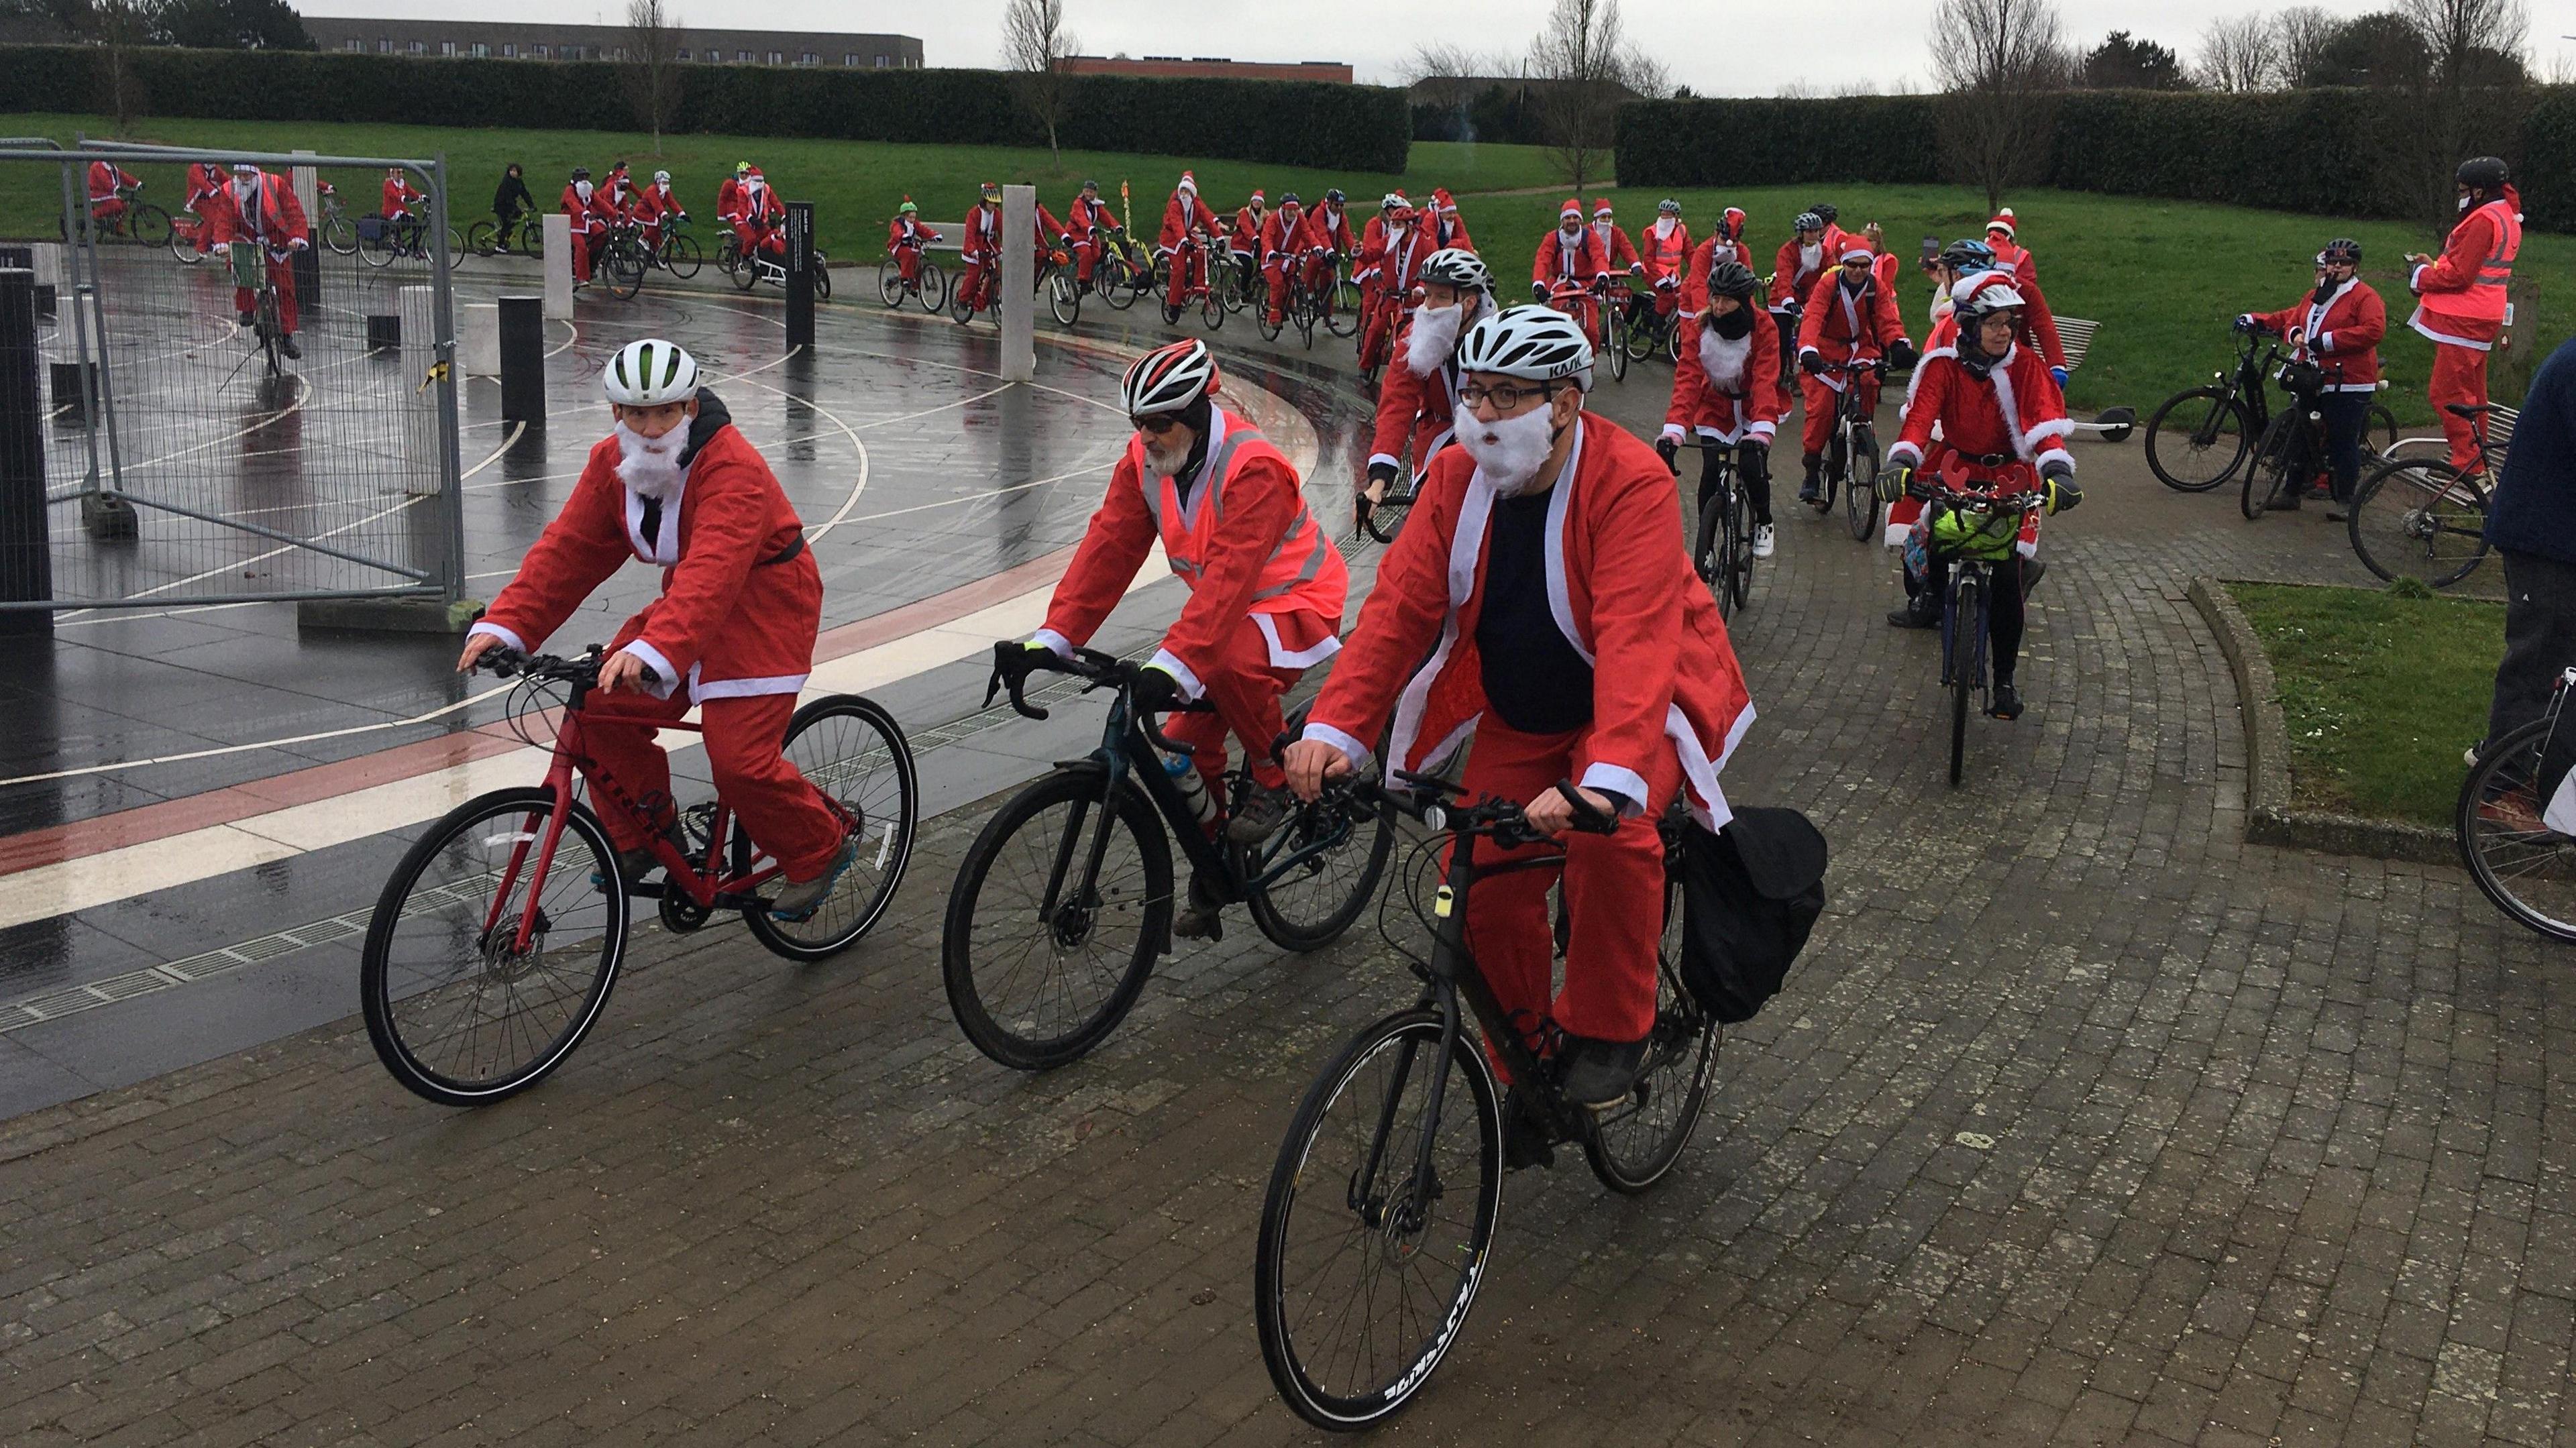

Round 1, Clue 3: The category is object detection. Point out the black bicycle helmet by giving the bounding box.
[1813,203,1839,225]
[2456,156,2510,191]
[571,166,591,180]
[1793,211,1823,234]
[1081,178,1099,190]
[1323,188,1344,205]
[2320,237,2361,264]
[1279,190,1300,206]
[1707,259,1760,300]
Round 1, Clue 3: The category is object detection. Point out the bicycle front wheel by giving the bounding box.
[166,217,203,264]
[1725,483,1753,614]
[360,787,629,1107]
[1583,871,1717,1192]
[1605,307,1630,382]
[1049,272,1079,326]
[606,245,646,300]
[1245,788,1395,951]
[1948,575,1980,787]
[2145,386,2250,492]
[1325,278,1362,336]
[743,695,918,961]
[2459,716,2576,942]
[1100,258,1138,310]
[123,203,171,248]
[2241,413,2298,520]
[2348,457,2490,589]
[665,233,702,279]
[1255,1008,1501,1431]
[941,767,1173,1071]
[1845,427,1880,541]
[918,261,947,314]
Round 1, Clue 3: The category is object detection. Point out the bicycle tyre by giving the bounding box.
[1325,278,1362,337]
[465,219,498,258]
[918,262,947,315]
[2145,386,2251,492]
[2458,716,2576,943]
[1202,288,1225,332]
[166,216,203,264]
[951,280,976,323]
[1255,1007,1501,1431]
[324,213,358,256]
[519,219,543,260]
[606,244,645,300]
[1244,790,1395,951]
[877,257,905,307]
[742,695,918,961]
[1845,426,1880,541]
[1050,272,1079,326]
[2241,413,2298,520]
[1100,258,1138,311]
[1295,291,1316,350]
[1949,575,1978,787]
[1692,479,1724,591]
[257,292,283,378]
[360,787,628,1107]
[1726,480,1752,614]
[1257,304,1283,341]
[1606,307,1629,382]
[1625,310,1658,362]
[812,260,832,302]
[1582,873,1717,1193]
[359,229,397,269]
[665,233,702,280]
[122,202,171,248]
[2348,456,2491,590]
[731,249,760,291]
[2366,402,2398,458]
[941,766,1173,1072]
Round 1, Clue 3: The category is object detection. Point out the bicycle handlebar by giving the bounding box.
[471,643,662,691]
[1336,770,1619,850]
[984,643,1212,751]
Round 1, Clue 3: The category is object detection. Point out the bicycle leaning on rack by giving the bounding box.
[359,646,918,1107]
[2459,666,2576,943]
[941,644,1395,1072]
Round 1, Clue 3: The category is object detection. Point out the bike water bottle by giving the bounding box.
[1164,753,1218,826]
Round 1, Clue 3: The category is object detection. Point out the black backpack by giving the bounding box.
[1676,807,1827,1023]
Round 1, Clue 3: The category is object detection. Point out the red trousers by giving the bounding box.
[1263,256,1301,325]
[1457,718,1674,1072]
[1800,370,1880,456]
[1071,237,1097,283]
[1163,615,1302,795]
[231,251,299,334]
[1360,290,1401,371]
[894,241,924,283]
[731,219,784,262]
[578,685,847,881]
[2430,342,2491,471]
[569,224,604,281]
[958,255,997,311]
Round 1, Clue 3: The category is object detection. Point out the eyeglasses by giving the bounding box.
[1133,414,1186,435]
[1458,381,1554,413]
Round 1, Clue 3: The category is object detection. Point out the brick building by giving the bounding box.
[298,17,922,69]
[1057,55,1350,83]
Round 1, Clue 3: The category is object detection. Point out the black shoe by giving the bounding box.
[1797,483,1822,506]
[279,335,301,360]
[2325,505,2349,522]
[1173,871,1224,942]
[1559,1034,1648,1110]
[1988,681,2025,720]
[236,310,254,328]
[1501,1085,1558,1171]
[2265,492,2300,512]
[1224,785,1293,844]
[1887,597,1941,629]
[2021,557,2046,595]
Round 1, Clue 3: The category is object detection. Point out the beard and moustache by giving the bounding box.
[1142,434,1191,476]
[1460,402,1560,496]
[614,420,689,502]
[1406,298,1474,376]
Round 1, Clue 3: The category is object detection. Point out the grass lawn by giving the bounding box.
[7,111,2565,417]
[2231,581,2501,828]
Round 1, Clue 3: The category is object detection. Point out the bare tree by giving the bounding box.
[621,0,683,152]
[2275,6,2340,87]
[1529,0,1658,188]
[1928,0,2072,212]
[2398,0,2532,223]
[2192,14,2280,91]
[1002,0,1078,164]
[2401,0,2529,81]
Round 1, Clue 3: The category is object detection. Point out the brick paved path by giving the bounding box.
[3,371,2563,1448]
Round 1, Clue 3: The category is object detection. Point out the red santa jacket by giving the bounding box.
[1358,221,1427,295]
[472,398,822,702]
[1534,226,1610,289]
[382,176,425,221]
[1307,204,1357,258]
[204,174,309,250]
[1033,202,1073,251]
[1369,307,1472,473]
[1888,341,2073,494]
[1593,220,1643,275]
[1305,416,1756,830]
[1037,408,1348,690]
[961,202,1002,264]
[1228,205,1265,254]
[1639,219,1692,291]
[736,181,784,229]
[1679,236,1757,317]
[560,182,612,236]
[1797,270,1909,380]
[715,176,747,225]
[1770,235,1827,313]
[1429,209,1472,254]
[1261,206,1320,264]
[86,160,136,203]
[634,182,684,227]
[1664,309,1785,446]
[2247,278,2387,391]
[184,162,225,215]
[2410,197,2520,349]
[1158,190,1219,252]
[1068,193,1114,237]
[886,214,941,251]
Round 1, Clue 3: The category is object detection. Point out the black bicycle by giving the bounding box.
[2345,402,2499,590]
[1254,774,1717,1429]
[1091,227,1152,311]
[466,208,545,260]
[1808,357,1886,542]
[2237,357,2341,520]
[1671,437,1754,620]
[1256,247,1326,349]
[2459,666,2576,942]
[941,645,1396,1071]
[1919,485,2042,787]
[2147,325,2396,492]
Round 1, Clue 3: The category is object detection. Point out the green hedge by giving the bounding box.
[0,45,1410,172]
[1619,85,2569,232]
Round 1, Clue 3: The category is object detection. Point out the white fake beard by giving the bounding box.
[1461,404,1557,496]
[1142,434,1190,478]
[575,180,593,203]
[614,421,689,502]
[1653,217,1677,239]
[1407,302,1466,376]
[1697,325,1751,392]
[1800,242,1821,270]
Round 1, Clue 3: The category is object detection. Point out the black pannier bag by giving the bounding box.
[1677,807,1827,1023]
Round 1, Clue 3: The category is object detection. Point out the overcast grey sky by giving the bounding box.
[294,0,2576,95]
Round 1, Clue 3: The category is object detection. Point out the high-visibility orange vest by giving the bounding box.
[2414,199,2520,347]
[1132,410,1343,625]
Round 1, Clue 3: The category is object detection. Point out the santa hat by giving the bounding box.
[1986,208,2015,238]
[1559,198,1583,221]
[1432,187,1456,209]
[1248,189,1265,203]
[1178,171,1197,192]
[1839,245,1876,264]
[1593,199,1615,218]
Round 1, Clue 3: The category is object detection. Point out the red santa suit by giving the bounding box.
[1067,192,1114,282]
[561,178,613,282]
[183,162,225,254]
[2410,194,2522,470]
[1303,416,1756,1050]
[204,172,309,335]
[958,200,1003,311]
[1158,180,1221,302]
[732,175,786,262]
[86,161,136,229]
[1976,234,2069,373]
[1367,298,1477,478]
[1591,208,1643,277]
[382,174,426,227]
[1677,235,1755,316]
[1770,233,1827,315]
[1428,191,1472,252]
[1260,203,1322,325]
[633,180,685,247]
[1886,339,2072,560]
[1639,217,1693,317]
[1795,258,1911,457]
[2248,278,2387,392]
[1357,213,1427,374]
[1534,207,1611,339]
[466,396,845,879]
[1032,201,1075,273]
[886,212,940,285]
[1664,304,1785,449]
[1036,409,1348,795]
[1303,201,1358,321]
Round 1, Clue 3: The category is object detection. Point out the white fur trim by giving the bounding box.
[2408,311,2492,352]
[623,476,686,564]
[1030,628,1073,657]
[2023,416,2075,451]
[1659,423,1686,443]
[1146,647,1205,701]
[1886,440,1925,467]
[1301,721,1374,773]
[1252,613,1342,669]
[692,671,808,700]
[1367,451,1403,471]
[468,621,525,653]
[618,640,682,699]
[1580,763,1650,818]
[1746,420,1776,442]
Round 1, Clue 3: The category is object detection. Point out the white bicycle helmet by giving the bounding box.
[1417,248,1492,297]
[1950,277,2025,323]
[1455,305,1594,390]
[1120,339,1219,419]
[602,338,700,406]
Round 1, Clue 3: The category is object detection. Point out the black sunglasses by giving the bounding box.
[1134,414,1186,435]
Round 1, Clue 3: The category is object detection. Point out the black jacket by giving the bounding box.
[492,172,535,219]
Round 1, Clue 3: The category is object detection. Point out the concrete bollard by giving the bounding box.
[543,214,573,319]
[399,284,442,497]
[498,294,544,427]
[460,301,500,376]
[1000,184,1035,384]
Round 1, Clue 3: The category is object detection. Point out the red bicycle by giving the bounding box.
[360,645,918,1106]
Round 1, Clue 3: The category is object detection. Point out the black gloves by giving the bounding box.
[2041,461,2082,513]
[1907,470,1935,502]
[1654,435,1680,472]
[1531,280,1549,302]
[1366,461,1399,488]
[1886,337,1918,371]
[1130,664,1187,714]
[1799,352,1827,377]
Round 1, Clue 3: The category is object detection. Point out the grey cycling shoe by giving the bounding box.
[768,832,859,922]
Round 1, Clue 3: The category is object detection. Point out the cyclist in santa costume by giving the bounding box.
[458,339,857,922]
[1658,258,1785,559]
[1360,248,1493,522]
[2408,156,2522,476]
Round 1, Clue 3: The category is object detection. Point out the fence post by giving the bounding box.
[543,214,573,319]
[400,284,439,498]
[0,268,53,636]
[499,294,544,426]
[784,200,814,353]
[290,149,321,319]
[1000,184,1035,383]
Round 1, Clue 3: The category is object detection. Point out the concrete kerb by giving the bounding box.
[2187,575,2457,866]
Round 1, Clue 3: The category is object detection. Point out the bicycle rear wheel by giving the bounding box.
[1255,1008,1501,1431]
[2348,457,2490,589]
[2459,716,2576,942]
[123,203,171,248]
[1583,871,1717,1193]
[742,695,918,960]
[1245,789,1395,951]
[1605,306,1629,382]
[166,217,203,264]
[941,767,1173,1071]
[665,233,702,279]
[918,262,948,314]
[1845,427,1880,541]
[877,257,905,307]
[1201,288,1225,331]
[2144,386,2250,492]
[360,787,628,1107]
